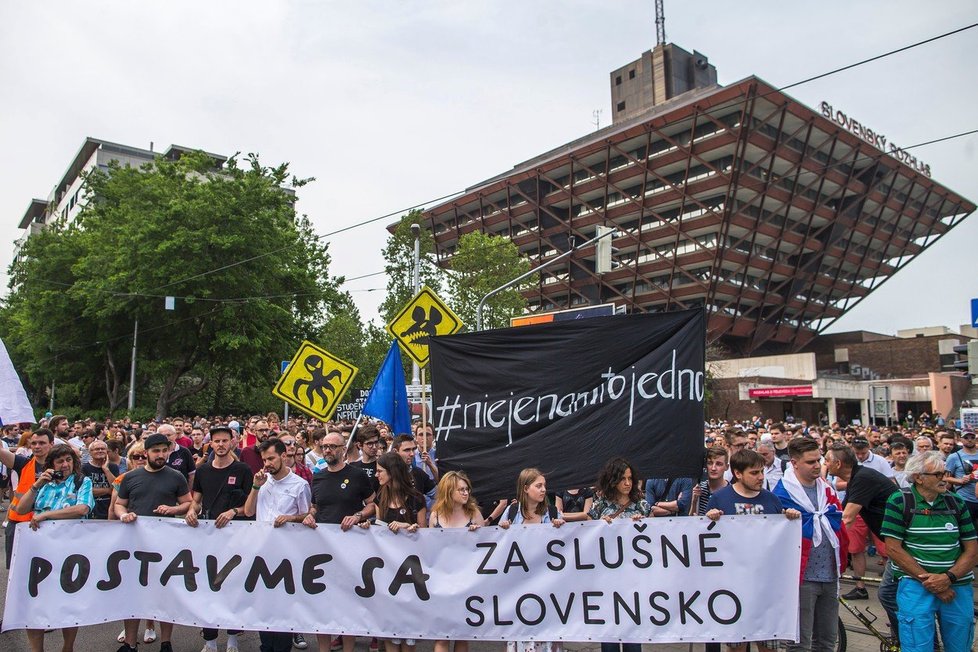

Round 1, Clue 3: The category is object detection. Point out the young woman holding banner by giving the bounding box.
[586,457,650,652]
[499,468,565,652]
[430,471,484,652]
[360,452,428,652]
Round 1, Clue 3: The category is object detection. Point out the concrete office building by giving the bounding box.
[415,41,975,355]
[15,137,227,263]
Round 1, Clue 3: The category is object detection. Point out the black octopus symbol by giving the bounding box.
[292,354,343,409]
[400,305,443,344]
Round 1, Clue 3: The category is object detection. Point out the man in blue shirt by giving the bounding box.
[944,430,978,526]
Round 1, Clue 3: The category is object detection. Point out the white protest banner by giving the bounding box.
[3,516,800,643]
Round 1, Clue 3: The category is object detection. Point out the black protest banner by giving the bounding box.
[428,309,706,500]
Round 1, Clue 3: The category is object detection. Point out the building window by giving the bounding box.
[617,101,626,112]
[615,75,622,85]
[629,69,636,79]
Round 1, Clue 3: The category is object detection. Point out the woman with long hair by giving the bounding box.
[429,470,483,530]
[430,471,484,652]
[499,468,564,528]
[358,453,427,652]
[587,457,649,652]
[374,452,426,532]
[587,456,650,523]
[499,468,563,652]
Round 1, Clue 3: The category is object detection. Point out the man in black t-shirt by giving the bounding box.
[81,440,118,519]
[115,433,191,652]
[160,423,195,486]
[392,435,436,497]
[350,424,382,491]
[305,431,375,652]
[185,426,251,652]
[826,443,898,602]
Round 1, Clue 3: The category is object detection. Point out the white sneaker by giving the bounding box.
[226,645,239,652]
[144,628,158,644]
[117,629,126,643]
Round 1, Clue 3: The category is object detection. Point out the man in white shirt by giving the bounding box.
[758,439,784,491]
[852,437,895,479]
[243,438,314,651]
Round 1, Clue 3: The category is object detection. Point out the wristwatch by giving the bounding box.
[945,570,958,583]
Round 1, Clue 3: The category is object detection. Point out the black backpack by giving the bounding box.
[897,488,961,528]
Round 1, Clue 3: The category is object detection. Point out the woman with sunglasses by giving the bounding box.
[107,442,160,646]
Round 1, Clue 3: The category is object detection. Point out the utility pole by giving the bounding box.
[655,0,666,46]
[128,319,138,411]
[410,223,421,386]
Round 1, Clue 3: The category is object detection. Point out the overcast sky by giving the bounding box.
[1,1,976,338]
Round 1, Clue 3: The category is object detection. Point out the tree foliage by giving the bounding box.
[447,232,533,330]
[0,151,349,418]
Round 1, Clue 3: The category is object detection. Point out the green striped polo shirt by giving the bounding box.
[880,485,977,583]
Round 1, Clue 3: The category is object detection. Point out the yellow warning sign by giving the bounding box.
[272,340,358,421]
[386,286,463,367]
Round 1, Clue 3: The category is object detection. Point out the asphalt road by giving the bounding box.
[0,498,894,652]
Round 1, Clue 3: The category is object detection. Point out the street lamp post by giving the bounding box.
[410,223,421,386]
[475,227,618,331]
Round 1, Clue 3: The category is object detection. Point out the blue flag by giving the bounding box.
[361,342,412,435]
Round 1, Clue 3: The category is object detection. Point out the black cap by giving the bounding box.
[851,436,870,448]
[144,433,170,450]
[209,425,234,437]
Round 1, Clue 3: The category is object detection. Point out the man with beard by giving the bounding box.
[244,437,315,651]
[240,419,272,473]
[392,435,436,499]
[306,432,375,652]
[186,425,252,652]
[114,433,192,652]
[81,439,118,519]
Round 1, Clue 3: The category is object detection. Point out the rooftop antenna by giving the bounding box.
[592,109,602,131]
[655,0,666,46]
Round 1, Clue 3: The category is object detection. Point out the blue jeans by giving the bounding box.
[897,578,974,652]
[877,563,898,640]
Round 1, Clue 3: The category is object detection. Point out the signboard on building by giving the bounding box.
[971,298,978,328]
[510,303,618,327]
[748,386,814,399]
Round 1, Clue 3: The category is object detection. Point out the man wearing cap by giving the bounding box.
[852,436,896,479]
[185,425,251,652]
[114,432,192,652]
[944,430,978,526]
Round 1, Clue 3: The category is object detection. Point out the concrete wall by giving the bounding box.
[710,352,816,381]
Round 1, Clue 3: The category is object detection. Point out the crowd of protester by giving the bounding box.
[1,411,977,652]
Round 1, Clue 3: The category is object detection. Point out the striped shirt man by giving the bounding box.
[879,485,977,583]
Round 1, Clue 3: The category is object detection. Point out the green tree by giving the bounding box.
[447,231,533,330]
[379,211,443,324]
[1,151,347,419]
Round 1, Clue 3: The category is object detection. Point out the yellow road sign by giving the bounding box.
[272,340,358,421]
[386,286,463,367]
